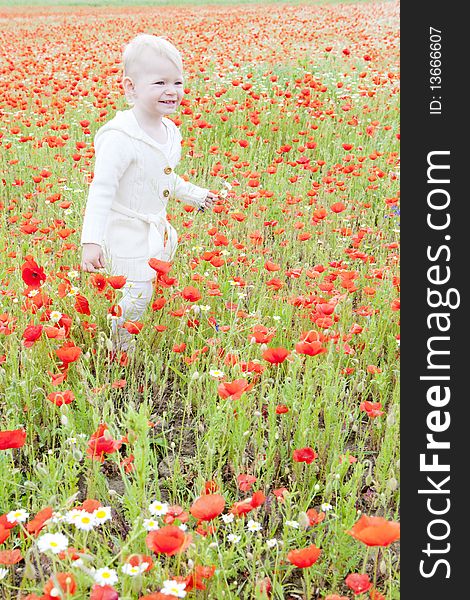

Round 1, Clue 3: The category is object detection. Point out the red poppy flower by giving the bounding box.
[0,525,10,544]
[345,573,372,594]
[273,487,288,502]
[90,585,119,600]
[0,429,26,450]
[262,347,290,364]
[249,325,276,344]
[306,508,326,526]
[347,515,400,546]
[74,294,91,315]
[182,286,202,302]
[48,370,67,386]
[122,321,144,335]
[295,340,327,356]
[89,273,107,292]
[287,544,322,568]
[145,525,192,556]
[190,493,225,521]
[55,342,82,364]
[331,202,346,213]
[264,260,280,272]
[107,276,127,289]
[26,506,52,535]
[86,424,122,461]
[217,378,251,400]
[229,490,266,515]
[250,490,266,508]
[360,401,384,418]
[0,514,17,530]
[204,480,219,494]
[163,505,189,525]
[21,256,46,288]
[43,572,76,599]
[369,588,386,600]
[78,499,102,513]
[237,474,257,492]
[47,390,75,406]
[22,324,43,346]
[148,258,172,275]
[185,564,216,591]
[0,549,23,564]
[293,447,317,464]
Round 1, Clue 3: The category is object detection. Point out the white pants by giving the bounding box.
[111,280,154,351]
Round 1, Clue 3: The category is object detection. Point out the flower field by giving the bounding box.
[0,1,400,598]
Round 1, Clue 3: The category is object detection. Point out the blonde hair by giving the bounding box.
[122,33,183,80]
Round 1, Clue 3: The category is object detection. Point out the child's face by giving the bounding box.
[125,50,184,120]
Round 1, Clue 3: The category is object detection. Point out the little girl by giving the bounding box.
[80,34,217,351]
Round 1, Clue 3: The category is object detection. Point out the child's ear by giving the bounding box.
[122,76,135,101]
[121,75,134,93]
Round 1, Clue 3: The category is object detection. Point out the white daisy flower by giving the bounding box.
[0,568,8,580]
[178,523,188,531]
[227,533,241,544]
[68,285,80,296]
[221,513,234,524]
[94,567,118,586]
[161,579,187,597]
[49,511,65,524]
[49,311,62,323]
[6,509,29,523]
[121,562,148,576]
[143,518,160,531]
[27,289,40,297]
[93,506,112,524]
[68,270,79,279]
[246,519,262,532]
[149,501,169,517]
[320,503,333,512]
[266,538,278,548]
[66,509,96,531]
[285,520,300,529]
[209,369,225,379]
[37,532,69,554]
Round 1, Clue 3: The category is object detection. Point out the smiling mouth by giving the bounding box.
[160,100,176,104]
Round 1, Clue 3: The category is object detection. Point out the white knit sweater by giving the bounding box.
[80,109,209,281]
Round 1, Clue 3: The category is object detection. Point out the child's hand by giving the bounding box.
[199,191,218,212]
[81,243,105,272]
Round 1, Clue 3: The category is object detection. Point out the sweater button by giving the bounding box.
[163,189,170,197]
[164,166,172,174]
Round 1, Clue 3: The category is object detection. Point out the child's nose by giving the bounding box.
[164,84,178,94]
